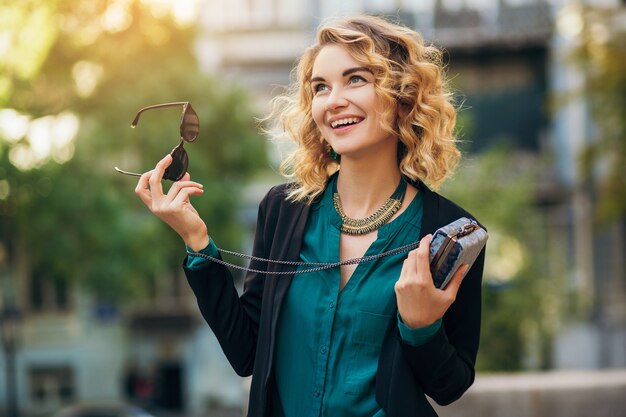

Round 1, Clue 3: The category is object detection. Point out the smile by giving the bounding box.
[330,117,364,129]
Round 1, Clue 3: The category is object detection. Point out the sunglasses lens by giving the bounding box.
[181,105,200,143]
[163,144,189,181]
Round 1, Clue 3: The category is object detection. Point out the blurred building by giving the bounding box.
[547,1,626,368]
[0,256,246,416]
[1,0,624,416]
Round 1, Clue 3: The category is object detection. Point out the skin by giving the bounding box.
[311,45,411,289]
[134,156,208,251]
[310,45,397,164]
[136,44,467,329]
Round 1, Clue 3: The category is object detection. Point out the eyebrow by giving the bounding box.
[310,66,373,83]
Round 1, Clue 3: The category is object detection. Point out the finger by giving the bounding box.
[443,263,469,296]
[403,250,418,276]
[135,170,154,205]
[171,185,204,207]
[415,234,432,274]
[416,234,432,256]
[398,257,412,282]
[149,154,173,202]
[165,181,204,205]
[164,172,193,203]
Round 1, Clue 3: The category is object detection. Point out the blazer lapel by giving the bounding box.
[269,201,310,301]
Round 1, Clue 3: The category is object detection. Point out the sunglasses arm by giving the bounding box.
[114,167,143,177]
[131,102,189,127]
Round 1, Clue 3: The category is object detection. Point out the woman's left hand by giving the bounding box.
[395,234,469,329]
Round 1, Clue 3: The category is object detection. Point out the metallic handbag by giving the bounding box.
[429,217,488,289]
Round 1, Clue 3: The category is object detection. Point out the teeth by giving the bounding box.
[331,117,362,128]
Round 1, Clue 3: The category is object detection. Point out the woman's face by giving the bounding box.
[310,44,396,159]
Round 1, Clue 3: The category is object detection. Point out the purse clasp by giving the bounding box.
[450,221,479,239]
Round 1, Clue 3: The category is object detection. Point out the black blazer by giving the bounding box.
[184,180,485,417]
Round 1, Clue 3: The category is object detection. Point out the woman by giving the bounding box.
[134,15,485,417]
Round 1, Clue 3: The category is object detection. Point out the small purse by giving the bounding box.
[429,217,488,289]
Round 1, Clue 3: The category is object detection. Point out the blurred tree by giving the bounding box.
[442,147,555,371]
[0,0,267,302]
[573,6,626,223]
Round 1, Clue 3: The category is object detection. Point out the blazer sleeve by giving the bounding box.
[399,222,486,405]
[183,188,273,377]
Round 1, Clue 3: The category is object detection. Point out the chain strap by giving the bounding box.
[186,240,421,276]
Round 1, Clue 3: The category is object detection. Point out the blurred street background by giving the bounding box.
[0,0,625,416]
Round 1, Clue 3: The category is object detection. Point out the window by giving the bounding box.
[29,268,71,313]
[29,366,75,406]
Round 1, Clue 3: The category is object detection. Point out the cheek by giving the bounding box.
[311,99,326,130]
[373,97,397,128]
[353,87,383,114]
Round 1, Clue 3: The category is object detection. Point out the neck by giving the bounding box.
[335,154,402,219]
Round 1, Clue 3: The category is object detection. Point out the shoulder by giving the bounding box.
[254,183,312,244]
[264,183,293,202]
[415,181,485,233]
[428,187,479,221]
[261,183,296,206]
[258,182,309,216]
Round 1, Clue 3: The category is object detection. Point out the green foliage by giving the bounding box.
[571,6,626,223]
[442,147,554,371]
[0,1,58,105]
[0,0,267,302]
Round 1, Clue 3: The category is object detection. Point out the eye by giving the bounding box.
[348,75,367,84]
[313,83,328,94]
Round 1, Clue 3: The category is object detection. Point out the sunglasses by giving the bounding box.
[114,102,199,181]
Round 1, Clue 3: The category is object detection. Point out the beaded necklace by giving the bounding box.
[333,175,407,235]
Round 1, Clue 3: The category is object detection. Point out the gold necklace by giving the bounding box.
[333,176,407,235]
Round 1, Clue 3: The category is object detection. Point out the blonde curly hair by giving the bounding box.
[267,15,460,204]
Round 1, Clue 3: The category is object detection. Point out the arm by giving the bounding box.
[403,247,484,405]
[185,238,219,270]
[134,154,270,376]
[395,234,485,405]
[183,190,271,377]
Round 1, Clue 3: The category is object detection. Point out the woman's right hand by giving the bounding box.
[135,154,209,251]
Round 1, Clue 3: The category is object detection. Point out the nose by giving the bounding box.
[325,88,349,112]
